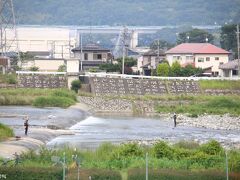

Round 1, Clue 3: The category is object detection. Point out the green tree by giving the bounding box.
[150,39,173,50]
[29,66,39,71]
[220,24,238,58]
[71,79,81,93]
[58,65,66,72]
[177,29,214,44]
[170,61,181,76]
[157,63,170,77]
[180,65,203,77]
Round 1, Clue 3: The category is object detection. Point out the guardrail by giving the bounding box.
[82,72,240,81]
[16,71,66,75]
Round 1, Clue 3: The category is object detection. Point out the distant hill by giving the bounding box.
[13,0,240,26]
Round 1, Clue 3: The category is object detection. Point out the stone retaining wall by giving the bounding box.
[18,74,67,88]
[89,77,200,96]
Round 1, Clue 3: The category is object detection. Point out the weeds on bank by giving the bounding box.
[0,123,14,141]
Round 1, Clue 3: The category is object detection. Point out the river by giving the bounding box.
[0,106,240,149]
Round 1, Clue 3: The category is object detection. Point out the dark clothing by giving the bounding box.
[24,121,29,135]
[173,114,177,127]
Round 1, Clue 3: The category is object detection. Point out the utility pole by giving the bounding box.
[237,24,240,77]
[157,40,160,62]
[122,27,128,74]
[80,33,83,71]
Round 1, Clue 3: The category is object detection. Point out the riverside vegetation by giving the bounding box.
[1,140,240,179]
[0,123,14,141]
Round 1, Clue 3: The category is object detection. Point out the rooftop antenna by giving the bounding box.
[0,0,19,60]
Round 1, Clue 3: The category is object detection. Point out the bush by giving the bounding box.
[71,79,81,93]
[0,167,62,180]
[33,96,75,108]
[112,143,144,159]
[29,66,39,71]
[199,140,224,156]
[153,141,174,159]
[6,74,17,84]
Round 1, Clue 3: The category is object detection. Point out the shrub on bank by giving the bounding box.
[0,123,14,141]
[0,167,62,180]
[33,96,75,108]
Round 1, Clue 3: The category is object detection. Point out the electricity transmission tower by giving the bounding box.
[113,26,130,59]
[0,0,19,57]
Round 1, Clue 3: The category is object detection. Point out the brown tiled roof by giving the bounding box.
[219,59,240,70]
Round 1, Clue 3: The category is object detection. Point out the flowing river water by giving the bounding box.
[0,106,240,149]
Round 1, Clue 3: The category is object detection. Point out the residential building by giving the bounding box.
[71,43,112,71]
[219,59,240,77]
[166,43,230,76]
[137,49,165,75]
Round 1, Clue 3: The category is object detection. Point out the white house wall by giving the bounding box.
[34,59,65,71]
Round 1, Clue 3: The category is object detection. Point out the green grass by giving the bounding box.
[0,74,17,84]
[155,95,240,116]
[199,80,240,90]
[0,123,14,141]
[0,88,77,107]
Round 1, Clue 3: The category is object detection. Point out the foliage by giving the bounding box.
[99,63,120,72]
[0,167,62,180]
[157,63,170,76]
[14,1,240,26]
[127,168,236,180]
[112,143,144,158]
[170,61,181,76]
[156,95,240,116]
[32,96,75,108]
[0,88,76,107]
[153,141,174,159]
[177,28,214,44]
[199,140,224,156]
[29,66,39,71]
[71,79,81,93]
[57,64,66,72]
[150,39,173,50]
[0,74,17,84]
[19,52,34,61]
[0,123,14,141]
[117,57,137,67]
[220,24,238,58]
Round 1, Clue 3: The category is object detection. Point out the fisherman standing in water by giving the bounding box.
[173,113,177,128]
[24,116,29,135]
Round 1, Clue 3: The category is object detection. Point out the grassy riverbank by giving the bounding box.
[0,123,14,141]
[199,80,240,90]
[3,140,239,179]
[0,89,77,108]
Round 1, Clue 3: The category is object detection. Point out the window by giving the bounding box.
[173,56,182,60]
[198,57,204,62]
[233,70,238,76]
[219,62,224,65]
[206,57,210,61]
[186,56,194,62]
[215,57,219,60]
[84,53,88,60]
[97,54,102,60]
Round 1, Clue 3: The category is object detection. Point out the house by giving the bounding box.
[219,59,240,77]
[0,57,10,74]
[165,43,230,76]
[137,49,165,75]
[71,43,112,71]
